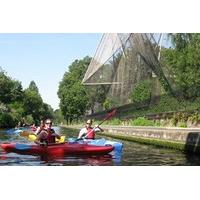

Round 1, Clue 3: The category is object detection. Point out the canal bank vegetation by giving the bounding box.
[0,68,54,128]
[86,111,200,128]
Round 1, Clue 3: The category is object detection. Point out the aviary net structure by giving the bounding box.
[82,33,178,112]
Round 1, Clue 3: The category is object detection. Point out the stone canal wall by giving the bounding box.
[64,125,200,153]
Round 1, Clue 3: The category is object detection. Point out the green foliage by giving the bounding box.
[152,95,180,113]
[121,94,200,120]
[107,118,121,125]
[29,81,39,93]
[178,122,187,128]
[58,57,92,122]
[0,113,16,128]
[8,101,25,122]
[0,102,8,113]
[24,114,34,125]
[23,88,43,120]
[103,97,118,111]
[130,117,154,126]
[53,109,65,124]
[103,98,110,111]
[188,112,200,123]
[0,70,23,104]
[87,85,108,112]
[130,80,152,103]
[0,68,56,127]
[171,115,178,126]
[40,103,54,121]
[0,70,14,103]
[154,120,161,127]
[162,33,200,100]
[100,132,185,152]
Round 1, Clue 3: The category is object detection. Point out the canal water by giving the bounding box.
[0,126,200,166]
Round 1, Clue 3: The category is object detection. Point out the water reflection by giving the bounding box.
[0,149,115,166]
[39,154,114,166]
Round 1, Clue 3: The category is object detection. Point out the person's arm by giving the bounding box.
[35,127,41,135]
[34,133,42,145]
[50,129,61,140]
[94,125,104,132]
[77,128,86,139]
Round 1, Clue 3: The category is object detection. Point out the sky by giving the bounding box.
[0,33,102,110]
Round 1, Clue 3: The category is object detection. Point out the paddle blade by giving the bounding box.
[56,135,65,143]
[105,108,117,120]
[97,108,117,126]
[28,134,37,141]
[28,135,65,143]
[20,131,30,137]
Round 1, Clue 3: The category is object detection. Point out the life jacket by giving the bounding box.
[85,127,95,139]
[40,128,56,144]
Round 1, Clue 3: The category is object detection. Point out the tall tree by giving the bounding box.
[23,81,43,122]
[29,81,39,93]
[58,56,91,122]
[40,103,54,120]
[0,69,23,104]
[162,33,200,100]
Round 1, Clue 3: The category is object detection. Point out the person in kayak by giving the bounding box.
[30,123,37,132]
[35,120,45,135]
[77,119,103,140]
[35,119,61,145]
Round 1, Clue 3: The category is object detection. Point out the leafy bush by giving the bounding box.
[25,114,34,125]
[108,118,122,125]
[130,117,154,126]
[154,120,161,127]
[171,115,178,126]
[188,113,200,123]
[130,80,152,103]
[103,97,121,111]
[0,102,8,113]
[0,113,16,128]
[178,122,187,128]
[103,98,111,111]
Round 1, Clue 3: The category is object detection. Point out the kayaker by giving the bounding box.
[77,119,103,140]
[30,123,37,132]
[35,119,61,145]
[15,121,22,129]
[21,117,27,127]
[35,120,45,135]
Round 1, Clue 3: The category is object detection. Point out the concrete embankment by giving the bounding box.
[63,125,200,154]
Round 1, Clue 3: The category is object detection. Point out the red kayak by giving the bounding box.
[0,142,114,156]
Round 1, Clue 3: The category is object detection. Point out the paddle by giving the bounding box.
[20,131,35,137]
[29,134,65,143]
[98,108,117,126]
[79,108,117,140]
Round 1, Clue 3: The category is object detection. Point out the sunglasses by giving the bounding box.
[46,122,52,125]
